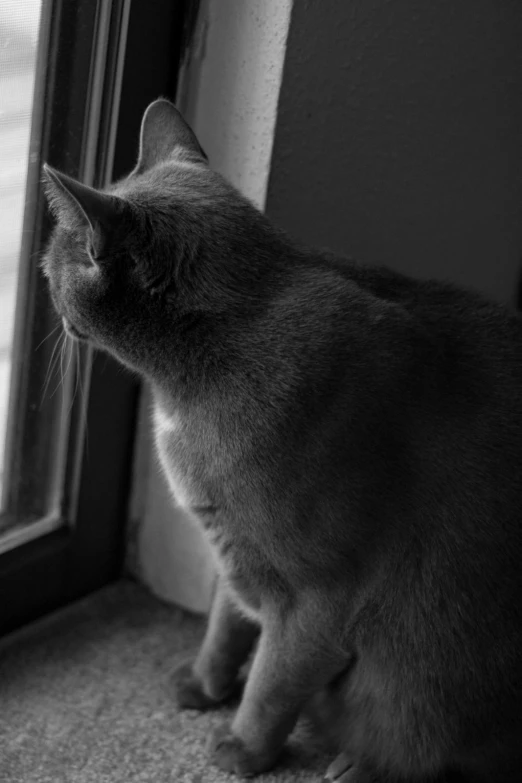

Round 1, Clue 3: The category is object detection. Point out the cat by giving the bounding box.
[42,98,522,783]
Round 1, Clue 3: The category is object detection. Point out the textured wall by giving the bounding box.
[267,0,522,304]
[182,0,293,208]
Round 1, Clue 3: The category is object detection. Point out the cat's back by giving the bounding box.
[263,252,522,579]
[321,251,521,342]
[325,254,522,497]
[309,252,522,408]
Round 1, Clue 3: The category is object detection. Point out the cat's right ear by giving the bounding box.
[135,98,208,174]
[42,164,128,260]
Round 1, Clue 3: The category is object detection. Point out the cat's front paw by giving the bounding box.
[172,660,242,710]
[172,661,222,711]
[207,724,280,777]
[325,754,371,783]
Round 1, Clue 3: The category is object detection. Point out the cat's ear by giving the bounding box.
[42,164,127,259]
[135,98,208,173]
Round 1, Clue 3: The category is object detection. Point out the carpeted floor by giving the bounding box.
[0,580,328,782]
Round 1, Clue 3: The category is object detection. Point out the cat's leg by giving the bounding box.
[208,603,349,776]
[173,576,259,710]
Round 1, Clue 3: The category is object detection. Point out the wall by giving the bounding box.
[267,0,522,305]
[179,0,293,209]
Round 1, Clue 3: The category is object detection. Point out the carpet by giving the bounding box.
[0,580,327,782]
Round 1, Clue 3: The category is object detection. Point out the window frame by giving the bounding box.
[0,0,191,637]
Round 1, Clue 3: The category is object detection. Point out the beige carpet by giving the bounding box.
[0,580,328,782]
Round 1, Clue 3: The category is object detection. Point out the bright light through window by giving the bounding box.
[0,0,42,489]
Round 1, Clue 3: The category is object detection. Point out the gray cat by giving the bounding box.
[42,99,522,782]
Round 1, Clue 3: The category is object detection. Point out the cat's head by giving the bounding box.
[41,99,267,375]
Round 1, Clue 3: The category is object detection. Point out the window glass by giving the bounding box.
[0,0,42,493]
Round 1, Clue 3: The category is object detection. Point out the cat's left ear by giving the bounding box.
[42,164,128,259]
[135,98,208,174]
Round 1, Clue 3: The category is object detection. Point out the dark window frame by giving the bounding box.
[0,0,191,637]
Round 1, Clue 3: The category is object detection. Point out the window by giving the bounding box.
[0,0,190,636]
[0,0,42,502]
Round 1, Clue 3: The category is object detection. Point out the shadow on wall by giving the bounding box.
[267,0,522,306]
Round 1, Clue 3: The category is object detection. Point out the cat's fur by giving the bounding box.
[42,99,522,782]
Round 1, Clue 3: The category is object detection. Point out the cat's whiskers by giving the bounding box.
[53,332,67,399]
[50,330,71,401]
[60,336,76,427]
[40,328,65,407]
[35,323,60,353]
[64,338,83,420]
